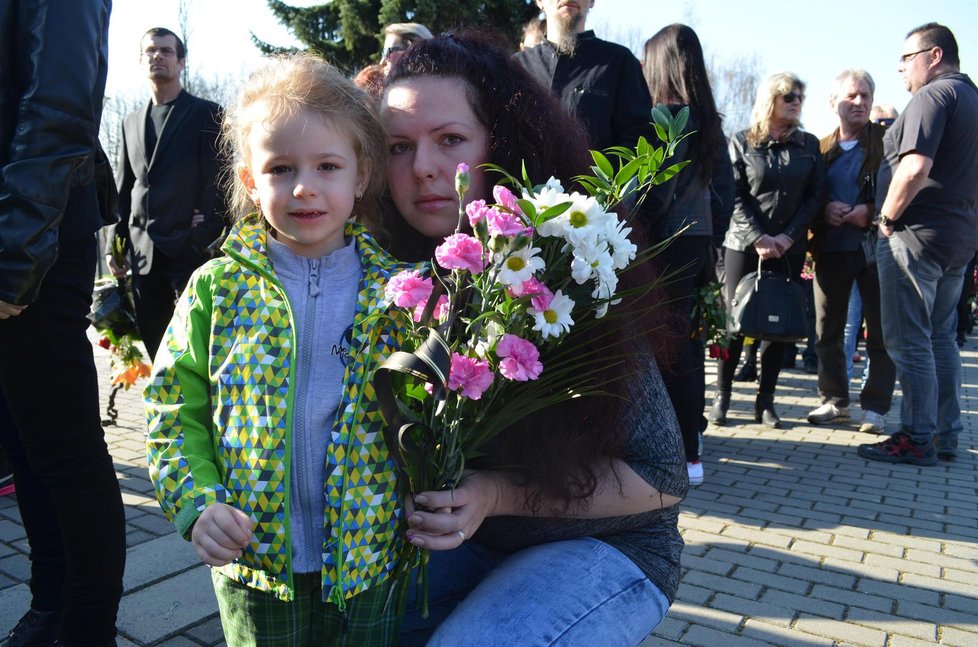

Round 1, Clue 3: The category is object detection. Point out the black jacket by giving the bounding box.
[0,0,114,304]
[108,90,226,277]
[724,128,825,254]
[515,30,653,152]
[642,108,735,247]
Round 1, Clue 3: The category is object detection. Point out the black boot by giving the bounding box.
[709,392,730,426]
[1,608,61,647]
[754,393,781,429]
[734,343,758,382]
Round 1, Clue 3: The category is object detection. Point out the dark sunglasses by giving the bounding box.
[782,92,804,104]
[382,45,408,60]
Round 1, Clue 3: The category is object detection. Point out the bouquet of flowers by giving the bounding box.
[89,237,150,423]
[372,106,691,614]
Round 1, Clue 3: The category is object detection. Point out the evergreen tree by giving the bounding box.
[255,0,537,72]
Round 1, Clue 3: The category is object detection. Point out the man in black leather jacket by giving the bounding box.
[0,1,126,645]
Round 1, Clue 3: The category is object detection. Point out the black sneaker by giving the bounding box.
[1,608,61,647]
[857,432,938,466]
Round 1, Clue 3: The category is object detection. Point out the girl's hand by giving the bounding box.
[191,503,254,566]
[404,471,503,551]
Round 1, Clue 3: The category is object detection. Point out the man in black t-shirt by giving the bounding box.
[858,23,978,466]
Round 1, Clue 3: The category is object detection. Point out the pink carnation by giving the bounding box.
[413,294,449,323]
[493,185,521,214]
[508,276,553,311]
[435,233,486,274]
[386,270,433,308]
[496,334,543,382]
[465,199,494,227]
[486,208,528,238]
[447,353,494,400]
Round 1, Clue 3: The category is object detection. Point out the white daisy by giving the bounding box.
[529,289,575,339]
[495,245,546,286]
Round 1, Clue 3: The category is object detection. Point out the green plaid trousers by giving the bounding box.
[212,570,402,646]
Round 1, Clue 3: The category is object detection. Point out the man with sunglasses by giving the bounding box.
[857,23,978,466]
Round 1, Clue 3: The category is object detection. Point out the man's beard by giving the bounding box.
[551,12,582,54]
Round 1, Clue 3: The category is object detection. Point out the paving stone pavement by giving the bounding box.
[1,335,976,646]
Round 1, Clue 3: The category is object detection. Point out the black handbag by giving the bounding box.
[728,257,807,342]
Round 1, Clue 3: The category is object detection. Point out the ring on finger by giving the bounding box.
[457,529,466,541]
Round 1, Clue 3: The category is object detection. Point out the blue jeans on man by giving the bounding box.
[875,233,964,452]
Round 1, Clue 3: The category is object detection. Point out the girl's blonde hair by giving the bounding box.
[746,71,805,147]
[222,53,387,231]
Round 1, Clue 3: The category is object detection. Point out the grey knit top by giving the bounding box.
[473,356,689,602]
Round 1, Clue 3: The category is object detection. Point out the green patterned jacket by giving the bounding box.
[146,217,419,604]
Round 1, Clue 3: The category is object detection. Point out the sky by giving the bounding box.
[106,0,978,138]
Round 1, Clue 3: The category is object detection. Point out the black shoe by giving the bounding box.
[754,394,781,428]
[708,393,730,426]
[956,331,967,347]
[733,359,757,382]
[857,431,938,466]
[1,609,61,647]
[803,357,818,374]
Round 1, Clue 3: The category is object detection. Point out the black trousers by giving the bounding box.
[131,252,192,361]
[0,235,126,645]
[716,248,805,396]
[812,248,895,413]
[657,237,714,462]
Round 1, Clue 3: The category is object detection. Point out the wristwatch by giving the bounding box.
[875,212,894,227]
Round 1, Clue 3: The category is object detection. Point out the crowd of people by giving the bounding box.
[1,0,975,645]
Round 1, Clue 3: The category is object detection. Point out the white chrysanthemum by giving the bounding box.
[529,289,575,339]
[538,192,614,248]
[570,242,613,285]
[496,245,545,286]
[606,220,637,270]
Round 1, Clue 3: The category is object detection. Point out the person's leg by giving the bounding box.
[131,256,180,361]
[855,261,896,417]
[657,238,712,462]
[0,235,126,645]
[426,538,669,647]
[933,265,966,454]
[875,235,942,445]
[716,248,752,393]
[400,541,502,647]
[211,571,308,647]
[0,391,66,614]
[843,285,863,382]
[812,251,855,409]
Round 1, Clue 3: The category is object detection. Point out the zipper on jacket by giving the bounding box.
[293,258,321,575]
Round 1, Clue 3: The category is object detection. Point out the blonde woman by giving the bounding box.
[710,72,825,428]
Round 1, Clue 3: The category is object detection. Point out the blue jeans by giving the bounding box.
[876,234,965,445]
[400,538,670,647]
[844,286,867,383]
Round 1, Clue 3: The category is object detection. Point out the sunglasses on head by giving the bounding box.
[782,92,804,104]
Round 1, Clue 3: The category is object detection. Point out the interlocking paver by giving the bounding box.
[1,331,976,645]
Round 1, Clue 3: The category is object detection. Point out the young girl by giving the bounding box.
[146,54,420,646]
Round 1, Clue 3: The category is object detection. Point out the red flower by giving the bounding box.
[708,344,720,359]
[98,337,112,349]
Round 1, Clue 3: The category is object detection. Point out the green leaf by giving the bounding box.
[654,160,692,184]
[652,123,669,144]
[614,156,645,186]
[590,150,614,179]
[515,199,538,222]
[537,201,573,222]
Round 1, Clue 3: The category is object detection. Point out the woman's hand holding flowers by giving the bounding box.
[404,471,505,551]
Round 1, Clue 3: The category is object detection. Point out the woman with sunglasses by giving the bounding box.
[710,72,825,428]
